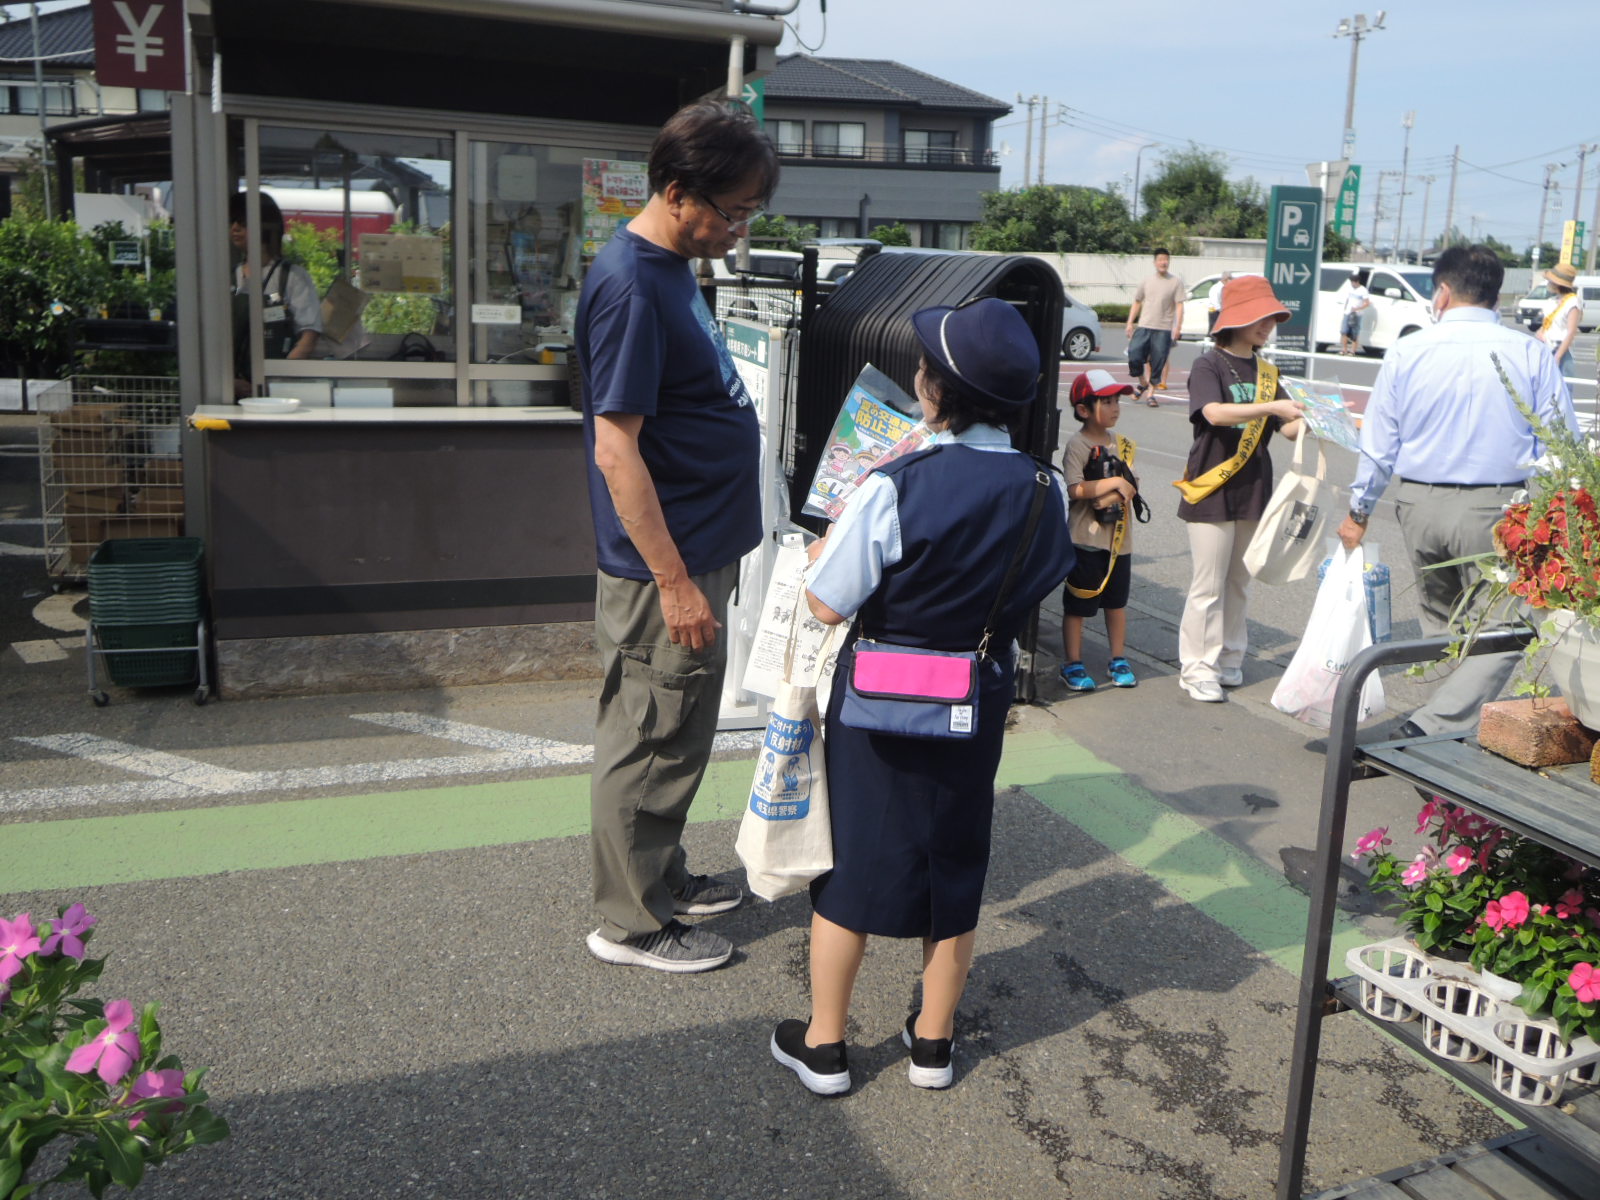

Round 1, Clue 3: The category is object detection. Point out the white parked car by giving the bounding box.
[1177,265,1437,353]
[1059,291,1102,360]
[1519,276,1600,333]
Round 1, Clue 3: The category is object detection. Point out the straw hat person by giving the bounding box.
[1538,262,1580,378]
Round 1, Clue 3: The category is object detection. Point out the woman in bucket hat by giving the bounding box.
[1172,276,1305,702]
[769,297,1075,1096]
[1537,262,1580,378]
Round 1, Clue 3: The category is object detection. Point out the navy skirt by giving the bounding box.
[809,644,1013,941]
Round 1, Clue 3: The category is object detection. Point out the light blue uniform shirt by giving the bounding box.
[808,425,1069,619]
[1349,306,1577,514]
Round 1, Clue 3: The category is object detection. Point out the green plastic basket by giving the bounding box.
[96,622,198,688]
[88,537,202,626]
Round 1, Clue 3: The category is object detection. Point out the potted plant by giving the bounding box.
[1,903,228,1197]
[1355,800,1600,1045]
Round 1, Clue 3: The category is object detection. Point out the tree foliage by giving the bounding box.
[970,184,1137,254]
[867,221,912,246]
[1140,146,1267,238]
[0,216,112,373]
[748,214,819,252]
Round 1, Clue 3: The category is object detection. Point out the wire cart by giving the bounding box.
[84,536,209,706]
[36,375,184,584]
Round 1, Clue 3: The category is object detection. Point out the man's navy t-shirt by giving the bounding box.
[576,228,762,582]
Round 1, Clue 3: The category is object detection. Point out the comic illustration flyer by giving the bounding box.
[802,364,927,519]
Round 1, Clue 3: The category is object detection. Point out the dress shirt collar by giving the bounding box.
[950,423,1013,449]
[1437,305,1499,326]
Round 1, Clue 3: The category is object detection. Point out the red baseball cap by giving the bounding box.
[1070,369,1134,407]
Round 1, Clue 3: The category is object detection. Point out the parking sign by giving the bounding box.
[1264,185,1323,376]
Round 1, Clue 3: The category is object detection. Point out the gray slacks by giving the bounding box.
[589,561,738,942]
[1393,479,1522,734]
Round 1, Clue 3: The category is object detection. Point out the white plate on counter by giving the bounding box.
[237,397,303,414]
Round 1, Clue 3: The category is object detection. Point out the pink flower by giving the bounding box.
[1415,798,1442,834]
[1401,854,1432,886]
[1484,891,1531,933]
[123,1068,186,1129]
[0,913,40,983]
[65,999,141,1087]
[1556,889,1588,920]
[40,903,96,959]
[1476,828,1506,870]
[1453,811,1497,840]
[1352,827,1392,860]
[1445,845,1475,876]
[1570,962,1600,1004]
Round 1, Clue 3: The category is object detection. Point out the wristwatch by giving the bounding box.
[1347,508,1369,527]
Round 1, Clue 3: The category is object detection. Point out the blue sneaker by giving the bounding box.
[1060,661,1096,692]
[1107,657,1138,688]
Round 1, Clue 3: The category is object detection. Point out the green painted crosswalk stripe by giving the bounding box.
[1,729,1367,979]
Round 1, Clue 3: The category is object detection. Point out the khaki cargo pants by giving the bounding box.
[589,562,738,942]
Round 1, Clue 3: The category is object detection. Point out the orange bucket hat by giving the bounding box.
[1213,275,1290,332]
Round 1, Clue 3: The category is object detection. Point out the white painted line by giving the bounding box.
[17,734,258,792]
[32,594,88,634]
[350,712,592,764]
[10,639,69,664]
[0,540,46,557]
[0,714,764,816]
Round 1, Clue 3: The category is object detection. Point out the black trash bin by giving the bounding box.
[793,250,1068,699]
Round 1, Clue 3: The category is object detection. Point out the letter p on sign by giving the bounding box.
[1275,203,1306,251]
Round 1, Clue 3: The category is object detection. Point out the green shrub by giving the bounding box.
[1094,303,1131,322]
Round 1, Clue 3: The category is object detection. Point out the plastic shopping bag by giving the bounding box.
[1244,435,1328,585]
[1271,546,1385,728]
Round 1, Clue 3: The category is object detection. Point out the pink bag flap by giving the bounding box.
[852,647,975,702]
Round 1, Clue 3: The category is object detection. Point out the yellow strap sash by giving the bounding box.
[1171,357,1277,506]
[1067,434,1136,600]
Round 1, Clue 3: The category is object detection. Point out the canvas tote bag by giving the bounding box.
[1243,433,1330,585]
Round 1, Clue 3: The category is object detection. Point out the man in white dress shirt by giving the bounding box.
[1337,244,1578,736]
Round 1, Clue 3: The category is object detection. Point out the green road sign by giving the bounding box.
[1264,185,1324,375]
[1334,165,1360,240]
[740,78,764,124]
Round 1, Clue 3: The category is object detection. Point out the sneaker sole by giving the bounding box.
[672,895,743,916]
[901,1028,954,1089]
[1109,678,1138,688]
[585,929,731,973]
[770,1033,851,1095]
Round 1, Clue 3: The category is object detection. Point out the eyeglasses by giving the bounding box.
[699,194,764,231]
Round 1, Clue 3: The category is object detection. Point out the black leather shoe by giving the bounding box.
[1396,720,1426,739]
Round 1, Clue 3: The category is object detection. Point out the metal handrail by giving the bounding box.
[1275,627,1533,1199]
[772,142,999,168]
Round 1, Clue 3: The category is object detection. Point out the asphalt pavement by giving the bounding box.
[0,361,1545,1200]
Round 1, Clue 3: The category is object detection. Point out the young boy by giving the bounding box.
[1060,369,1141,691]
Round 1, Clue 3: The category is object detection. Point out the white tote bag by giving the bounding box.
[1271,546,1385,728]
[1243,434,1329,585]
[736,620,842,901]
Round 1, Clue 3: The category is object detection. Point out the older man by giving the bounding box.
[1337,244,1578,737]
[576,103,777,973]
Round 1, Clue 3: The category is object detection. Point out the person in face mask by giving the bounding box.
[1337,245,1579,742]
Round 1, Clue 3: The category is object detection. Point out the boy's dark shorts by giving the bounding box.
[1061,548,1131,617]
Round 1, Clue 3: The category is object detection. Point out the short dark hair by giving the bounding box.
[1351,269,1370,286]
[1152,247,1171,259]
[1433,244,1503,307]
[919,355,1013,436]
[229,191,285,255]
[647,102,778,201]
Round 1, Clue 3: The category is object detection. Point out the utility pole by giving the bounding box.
[1573,145,1596,267]
[1442,145,1459,247]
[29,3,51,220]
[1333,11,1387,159]
[1415,175,1435,260]
[1037,95,1049,186]
[1393,111,1415,261]
[1372,170,1400,256]
[1017,94,1037,189]
[1535,162,1564,266]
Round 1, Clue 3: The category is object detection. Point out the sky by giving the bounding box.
[775,0,1600,254]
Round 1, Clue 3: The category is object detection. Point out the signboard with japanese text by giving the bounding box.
[581,159,648,256]
[1561,219,1587,268]
[1264,185,1324,376]
[1334,165,1361,241]
[91,0,187,92]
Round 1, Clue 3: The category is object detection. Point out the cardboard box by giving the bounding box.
[140,459,184,487]
[103,515,182,540]
[130,486,183,515]
[49,402,124,427]
[64,514,105,563]
[65,486,127,514]
[51,430,124,456]
[53,454,126,489]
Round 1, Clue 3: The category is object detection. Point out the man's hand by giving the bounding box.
[1337,514,1367,551]
[658,577,720,650]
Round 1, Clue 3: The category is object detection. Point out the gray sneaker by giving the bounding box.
[586,920,733,973]
[672,873,744,915]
